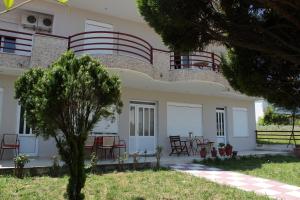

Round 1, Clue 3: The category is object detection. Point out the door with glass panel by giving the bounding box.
[129,102,156,154]
[216,108,227,144]
[17,105,38,156]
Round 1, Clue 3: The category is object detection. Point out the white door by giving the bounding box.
[85,20,113,55]
[17,105,38,156]
[216,108,227,144]
[129,102,156,154]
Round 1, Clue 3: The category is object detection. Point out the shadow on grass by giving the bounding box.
[0,164,171,179]
[196,155,300,172]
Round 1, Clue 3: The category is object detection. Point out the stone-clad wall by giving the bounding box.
[0,34,230,88]
[0,53,30,69]
[30,34,69,68]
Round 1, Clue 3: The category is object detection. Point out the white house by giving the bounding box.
[0,0,256,159]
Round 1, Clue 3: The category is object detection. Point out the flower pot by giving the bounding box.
[211,148,217,157]
[200,149,207,158]
[218,148,225,157]
[225,147,233,156]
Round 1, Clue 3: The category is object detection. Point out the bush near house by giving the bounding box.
[15,51,122,200]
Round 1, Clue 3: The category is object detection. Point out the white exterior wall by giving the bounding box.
[0,1,256,159]
[0,76,256,158]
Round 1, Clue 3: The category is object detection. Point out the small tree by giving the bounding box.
[15,51,122,200]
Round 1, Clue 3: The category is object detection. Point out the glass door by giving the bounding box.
[129,102,156,154]
[17,105,38,156]
[216,108,227,144]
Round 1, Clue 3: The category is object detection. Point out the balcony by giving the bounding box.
[0,28,32,71]
[0,28,229,89]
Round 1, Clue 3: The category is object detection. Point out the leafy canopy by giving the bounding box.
[2,0,68,10]
[137,0,300,108]
[15,51,122,200]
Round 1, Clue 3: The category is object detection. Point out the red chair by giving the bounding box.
[113,136,126,157]
[96,136,114,160]
[0,134,20,160]
[84,136,96,154]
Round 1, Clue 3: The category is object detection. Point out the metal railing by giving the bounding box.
[0,28,223,73]
[255,130,300,145]
[0,28,33,55]
[170,51,221,71]
[68,31,153,64]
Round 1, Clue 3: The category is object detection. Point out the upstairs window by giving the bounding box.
[1,36,16,53]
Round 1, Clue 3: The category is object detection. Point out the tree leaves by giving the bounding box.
[2,0,68,12]
[3,0,14,9]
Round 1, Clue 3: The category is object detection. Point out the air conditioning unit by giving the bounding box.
[21,14,38,29]
[37,15,53,32]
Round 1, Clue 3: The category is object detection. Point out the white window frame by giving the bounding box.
[232,107,249,137]
[167,102,203,137]
[16,105,33,136]
[91,114,120,136]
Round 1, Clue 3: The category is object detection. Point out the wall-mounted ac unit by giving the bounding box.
[21,14,38,28]
[37,15,53,32]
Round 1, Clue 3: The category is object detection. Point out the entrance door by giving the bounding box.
[216,108,227,144]
[129,102,156,154]
[84,20,114,55]
[17,106,38,156]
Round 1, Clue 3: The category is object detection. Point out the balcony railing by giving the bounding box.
[170,51,221,72]
[68,31,153,64]
[0,28,223,73]
[0,28,33,56]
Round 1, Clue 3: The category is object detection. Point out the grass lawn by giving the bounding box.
[200,155,300,186]
[0,170,270,200]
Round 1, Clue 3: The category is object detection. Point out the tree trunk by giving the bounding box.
[66,137,86,200]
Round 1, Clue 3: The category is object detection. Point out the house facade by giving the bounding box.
[0,0,256,159]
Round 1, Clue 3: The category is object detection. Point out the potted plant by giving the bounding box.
[14,154,30,178]
[218,143,225,157]
[211,147,217,157]
[225,144,233,157]
[200,147,207,158]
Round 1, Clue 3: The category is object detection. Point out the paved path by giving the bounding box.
[169,163,300,200]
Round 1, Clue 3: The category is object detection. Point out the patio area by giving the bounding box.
[0,149,291,170]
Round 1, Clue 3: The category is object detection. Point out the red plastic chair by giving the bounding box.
[84,136,96,154]
[0,134,20,160]
[113,136,126,157]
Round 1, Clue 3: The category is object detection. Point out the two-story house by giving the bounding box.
[0,0,256,159]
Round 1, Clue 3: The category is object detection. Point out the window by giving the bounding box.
[18,106,32,135]
[2,36,16,53]
[92,114,119,134]
[167,103,203,137]
[174,52,190,69]
[233,107,249,137]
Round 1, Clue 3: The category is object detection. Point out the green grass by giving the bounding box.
[256,125,300,144]
[200,155,300,186]
[0,170,270,200]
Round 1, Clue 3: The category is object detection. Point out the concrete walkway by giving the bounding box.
[169,163,300,200]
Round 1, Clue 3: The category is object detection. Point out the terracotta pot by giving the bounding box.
[218,148,225,156]
[211,148,217,157]
[200,149,207,158]
[225,146,233,156]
